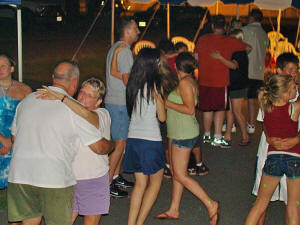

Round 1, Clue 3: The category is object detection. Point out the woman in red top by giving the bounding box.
[245,74,300,225]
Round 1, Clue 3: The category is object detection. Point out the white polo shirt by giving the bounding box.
[8,87,102,188]
[73,108,111,180]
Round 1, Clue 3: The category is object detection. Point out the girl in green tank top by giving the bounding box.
[155,53,219,224]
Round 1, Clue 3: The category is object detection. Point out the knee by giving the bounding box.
[173,172,188,184]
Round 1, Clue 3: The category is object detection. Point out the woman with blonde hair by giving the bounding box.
[245,74,300,225]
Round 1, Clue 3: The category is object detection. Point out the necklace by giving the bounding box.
[0,79,13,95]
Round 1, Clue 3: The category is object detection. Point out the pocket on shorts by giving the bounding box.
[263,158,280,177]
[286,158,300,178]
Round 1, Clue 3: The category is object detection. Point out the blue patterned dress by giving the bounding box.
[0,90,20,189]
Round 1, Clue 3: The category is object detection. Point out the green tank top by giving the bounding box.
[166,91,199,140]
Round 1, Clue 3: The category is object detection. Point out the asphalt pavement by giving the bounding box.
[0,118,286,225]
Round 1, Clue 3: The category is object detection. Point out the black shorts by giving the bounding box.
[247,79,264,99]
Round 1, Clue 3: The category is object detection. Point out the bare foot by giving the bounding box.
[208,201,219,225]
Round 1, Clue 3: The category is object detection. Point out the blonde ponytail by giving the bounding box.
[258,74,294,113]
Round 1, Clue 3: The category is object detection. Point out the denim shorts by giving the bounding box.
[263,154,300,179]
[105,104,130,141]
[172,136,199,149]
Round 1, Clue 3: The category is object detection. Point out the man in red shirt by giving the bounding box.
[194,15,251,148]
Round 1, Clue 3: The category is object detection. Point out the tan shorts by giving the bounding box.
[7,183,73,225]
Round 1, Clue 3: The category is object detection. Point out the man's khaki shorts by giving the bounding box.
[7,183,73,225]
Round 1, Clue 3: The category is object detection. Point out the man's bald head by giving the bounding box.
[53,60,79,81]
[52,60,80,96]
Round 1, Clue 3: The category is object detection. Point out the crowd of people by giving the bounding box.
[0,7,299,225]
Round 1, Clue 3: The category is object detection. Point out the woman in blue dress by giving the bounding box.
[0,53,31,210]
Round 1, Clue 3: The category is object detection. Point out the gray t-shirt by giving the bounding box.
[242,23,269,80]
[128,86,161,141]
[105,41,133,105]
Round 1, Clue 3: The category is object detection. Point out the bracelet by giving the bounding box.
[61,95,67,102]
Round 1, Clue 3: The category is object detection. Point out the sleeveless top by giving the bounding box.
[166,91,199,140]
[264,103,300,156]
[0,85,20,189]
[128,85,161,141]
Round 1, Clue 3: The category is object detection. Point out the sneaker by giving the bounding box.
[231,123,236,133]
[110,183,128,198]
[222,123,226,132]
[113,174,134,189]
[195,163,209,176]
[202,135,211,144]
[222,123,236,133]
[211,137,231,148]
[247,123,255,134]
[164,166,172,178]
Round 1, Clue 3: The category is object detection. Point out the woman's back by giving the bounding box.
[264,103,300,155]
[128,85,161,141]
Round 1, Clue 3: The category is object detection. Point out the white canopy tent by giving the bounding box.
[0,0,22,82]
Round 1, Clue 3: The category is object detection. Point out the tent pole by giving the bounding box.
[17,5,22,82]
[139,4,160,41]
[167,3,170,39]
[295,15,300,48]
[236,4,239,19]
[216,0,219,15]
[193,9,208,43]
[275,9,281,57]
[111,0,115,45]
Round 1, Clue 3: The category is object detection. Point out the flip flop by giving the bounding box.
[155,212,179,220]
[239,139,251,146]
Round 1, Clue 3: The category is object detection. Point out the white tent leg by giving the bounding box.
[167,3,170,39]
[17,6,22,82]
[111,0,115,45]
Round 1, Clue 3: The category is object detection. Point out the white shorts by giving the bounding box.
[252,132,287,204]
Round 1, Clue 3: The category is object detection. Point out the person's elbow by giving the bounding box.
[186,107,195,115]
[246,45,252,54]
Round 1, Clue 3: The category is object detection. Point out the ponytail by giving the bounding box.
[258,74,294,113]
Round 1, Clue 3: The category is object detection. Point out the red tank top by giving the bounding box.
[264,103,300,155]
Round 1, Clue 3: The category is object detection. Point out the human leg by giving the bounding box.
[83,215,102,225]
[223,101,234,142]
[136,169,164,225]
[171,145,218,221]
[109,140,126,183]
[245,174,281,225]
[21,217,42,225]
[286,178,300,225]
[231,98,250,143]
[248,98,258,128]
[213,111,225,136]
[72,212,79,224]
[203,112,213,136]
[128,173,148,225]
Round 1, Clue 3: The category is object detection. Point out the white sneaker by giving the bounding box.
[222,123,236,133]
[247,123,255,134]
[222,124,226,132]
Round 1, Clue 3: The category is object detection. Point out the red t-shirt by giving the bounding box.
[195,33,248,87]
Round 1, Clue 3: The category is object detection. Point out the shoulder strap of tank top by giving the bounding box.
[289,102,294,118]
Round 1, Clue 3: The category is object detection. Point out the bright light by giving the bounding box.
[127,5,131,10]
[56,16,62,22]
[115,4,118,8]
[101,1,104,6]
[139,21,146,27]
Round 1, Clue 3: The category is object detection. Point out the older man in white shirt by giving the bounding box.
[7,60,111,225]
